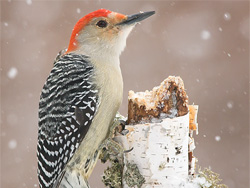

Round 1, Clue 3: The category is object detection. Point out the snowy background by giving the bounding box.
[1,1,249,188]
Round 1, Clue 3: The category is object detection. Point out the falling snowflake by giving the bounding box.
[215,136,221,142]
[224,12,231,21]
[201,30,211,40]
[227,53,231,57]
[218,27,223,32]
[7,67,18,79]
[8,139,17,149]
[227,101,233,109]
[4,22,8,27]
[77,8,81,14]
[26,0,32,5]
[170,2,175,6]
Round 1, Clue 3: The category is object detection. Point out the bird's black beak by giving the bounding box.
[118,11,155,26]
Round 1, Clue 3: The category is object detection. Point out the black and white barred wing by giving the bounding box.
[37,54,99,188]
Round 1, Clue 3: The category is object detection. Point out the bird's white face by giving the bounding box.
[75,12,135,59]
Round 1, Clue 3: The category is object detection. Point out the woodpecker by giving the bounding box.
[37,9,155,188]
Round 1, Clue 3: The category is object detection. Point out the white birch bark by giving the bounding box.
[114,113,190,188]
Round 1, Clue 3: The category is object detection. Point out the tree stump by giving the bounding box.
[113,76,199,187]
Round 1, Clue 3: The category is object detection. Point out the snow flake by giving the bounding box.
[76,8,81,14]
[218,27,223,32]
[8,139,17,149]
[170,2,175,6]
[227,53,231,57]
[7,67,18,79]
[227,101,233,109]
[201,30,211,40]
[26,0,32,5]
[224,12,231,21]
[4,22,8,27]
[215,136,221,142]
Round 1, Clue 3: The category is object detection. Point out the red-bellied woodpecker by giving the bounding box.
[37,9,155,188]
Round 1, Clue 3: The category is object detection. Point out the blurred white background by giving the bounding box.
[1,1,249,188]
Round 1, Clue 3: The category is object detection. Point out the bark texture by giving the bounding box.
[128,76,188,124]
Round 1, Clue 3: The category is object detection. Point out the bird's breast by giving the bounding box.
[95,59,123,111]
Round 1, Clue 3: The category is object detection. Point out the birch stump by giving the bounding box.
[113,76,198,188]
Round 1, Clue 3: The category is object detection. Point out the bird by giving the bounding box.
[37,9,155,188]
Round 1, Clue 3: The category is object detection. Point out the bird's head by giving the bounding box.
[66,9,155,59]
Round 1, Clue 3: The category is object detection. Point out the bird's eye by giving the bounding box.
[96,20,108,28]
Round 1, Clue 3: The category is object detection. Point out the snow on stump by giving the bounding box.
[114,76,198,188]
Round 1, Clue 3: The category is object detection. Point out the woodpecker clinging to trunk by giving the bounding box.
[37,9,155,188]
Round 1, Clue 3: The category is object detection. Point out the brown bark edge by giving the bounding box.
[128,76,189,124]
